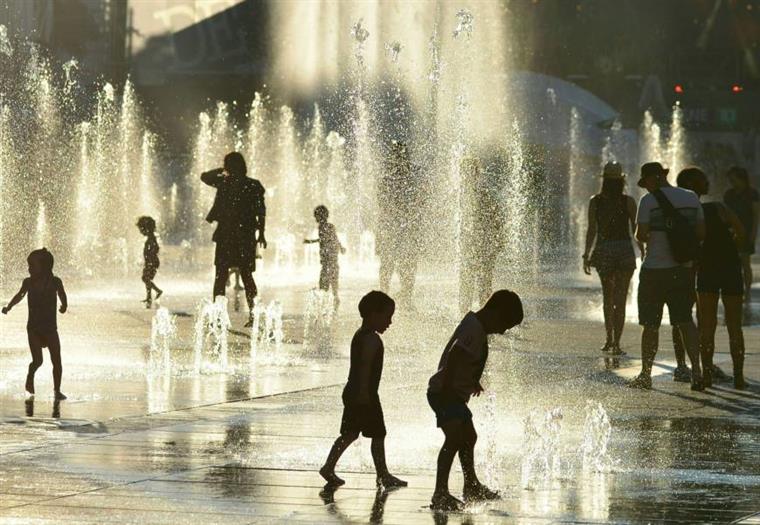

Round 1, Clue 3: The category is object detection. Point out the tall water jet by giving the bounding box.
[666,104,686,182]
[568,107,585,258]
[150,307,176,373]
[194,297,231,373]
[34,200,50,249]
[640,110,664,165]
[303,289,335,354]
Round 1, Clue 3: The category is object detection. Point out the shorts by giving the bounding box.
[638,266,694,327]
[340,399,386,438]
[142,265,158,282]
[590,240,636,276]
[27,328,59,348]
[697,264,743,295]
[427,391,472,428]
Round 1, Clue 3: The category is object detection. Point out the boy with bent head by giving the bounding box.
[427,289,524,511]
[319,291,407,489]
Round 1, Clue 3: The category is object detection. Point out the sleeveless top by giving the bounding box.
[343,328,384,402]
[700,202,739,269]
[593,194,630,241]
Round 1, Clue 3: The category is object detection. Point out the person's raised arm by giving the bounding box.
[2,279,29,314]
[200,168,225,187]
[57,278,68,314]
[582,198,597,275]
[356,334,381,404]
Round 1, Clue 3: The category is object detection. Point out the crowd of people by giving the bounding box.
[584,161,758,390]
[1,149,756,511]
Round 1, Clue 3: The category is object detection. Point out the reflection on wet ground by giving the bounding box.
[0,274,758,522]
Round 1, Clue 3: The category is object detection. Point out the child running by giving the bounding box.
[2,248,68,400]
[304,205,345,308]
[427,289,524,511]
[319,290,407,489]
[137,216,163,308]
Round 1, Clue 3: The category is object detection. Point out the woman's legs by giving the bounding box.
[722,293,746,389]
[213,265,229,299]
[599,273,616,349]
[612,269,634,346]
[697,292,719,387]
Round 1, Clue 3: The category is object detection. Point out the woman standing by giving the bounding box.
[583,162,641,355]
[678,168,746,389]
[724,166,759,297]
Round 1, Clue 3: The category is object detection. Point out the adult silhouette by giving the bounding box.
[201,152,266,325]
[376,141,424,309]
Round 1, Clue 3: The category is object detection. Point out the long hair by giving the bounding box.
[727,166,749,188]
[600,178,624,196]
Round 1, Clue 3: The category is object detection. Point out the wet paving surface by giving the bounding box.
[1,270,759,523]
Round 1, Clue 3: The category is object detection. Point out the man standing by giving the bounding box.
[629,162,706,391]
[201,152,266,326]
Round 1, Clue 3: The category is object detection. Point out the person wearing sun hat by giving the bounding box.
[629,161,706,391]
[582,161,640,355]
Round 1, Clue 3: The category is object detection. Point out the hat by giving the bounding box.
[602,161,623,178]
[637,162,669,188]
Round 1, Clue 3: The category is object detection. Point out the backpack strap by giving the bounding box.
[651,189,679,221]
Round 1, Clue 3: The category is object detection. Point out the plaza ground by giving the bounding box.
[1,265,759,524]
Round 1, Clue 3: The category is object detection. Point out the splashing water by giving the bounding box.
[453,9,474,39]
[521,408,563,488]
[150,307,176,372]
[580,401,612,473]
[0,25,11,56]
[194,297,230,373]
[351,19,370,45]
[250,300,284,362]
[385,41,403,63]
[303,289,335,354]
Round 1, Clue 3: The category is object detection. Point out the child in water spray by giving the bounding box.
[137,216,163,308]
[304,205,345,308]
[2,248,68,400]
[319,291,407,489]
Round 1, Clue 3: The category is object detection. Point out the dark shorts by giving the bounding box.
[697,264,743,296]
[340,399,386,438]
[214,239,256,272]
[142,265,158,282]
[591,240,636,276]
[427,391,472,428]
[27,328,59,349]
[638,266,695,327]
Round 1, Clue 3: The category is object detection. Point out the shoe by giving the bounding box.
[627,374,652,389]
[430,492,464,511]
[600,342,612,353]
[142,299,151,309]
[690,379,705,392]
[155,290,163,301]
[711,365,731,383]
[54,391,67,401]
[377,474,407,488]
[319,466,345,487]
[463,483,500,502]
[672,365,691,383]
[609,344,626,356]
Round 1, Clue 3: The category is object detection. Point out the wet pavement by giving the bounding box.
[1,269,759,524]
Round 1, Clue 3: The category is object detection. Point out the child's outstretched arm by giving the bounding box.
[57,279,68,314]
[2,280,29,314]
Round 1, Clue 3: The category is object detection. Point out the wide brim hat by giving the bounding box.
[601,161,624,179]
[637,162,669,188]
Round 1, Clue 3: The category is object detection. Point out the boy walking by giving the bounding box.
[427,290,524,511]
[319,291,407,489]
[137,216,163,308]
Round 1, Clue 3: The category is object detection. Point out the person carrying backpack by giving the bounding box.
[628,162,706,391]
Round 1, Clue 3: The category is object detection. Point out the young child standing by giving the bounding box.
[427,289,524,511]
[137,216,163,308]
[304,205,345,308]
[319,291,407,489]
[2,248,68,400]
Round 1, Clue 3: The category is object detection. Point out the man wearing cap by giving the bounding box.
[630,162,706,390]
